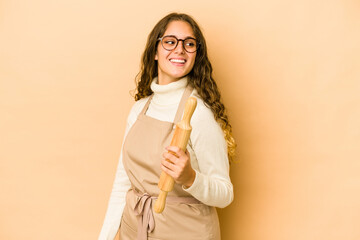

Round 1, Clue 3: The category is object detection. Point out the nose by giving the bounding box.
[174,40,185,54]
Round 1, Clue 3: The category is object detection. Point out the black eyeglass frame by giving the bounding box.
[157,35,200,53]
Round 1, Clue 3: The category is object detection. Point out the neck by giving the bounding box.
[151,77,188,105]
[157,75,183,85]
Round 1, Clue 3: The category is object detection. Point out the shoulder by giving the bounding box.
[189,89,227,152]
[131,96,150,113]
[126,96,150,125]
[190,89,217,126]
[189,90,225,143]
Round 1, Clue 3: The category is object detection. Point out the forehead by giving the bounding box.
[163,20,195,38]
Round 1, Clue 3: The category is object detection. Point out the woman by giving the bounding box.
[99,13,236,240]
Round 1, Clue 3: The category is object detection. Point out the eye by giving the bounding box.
[184,39,197,48]
[162,36,177,46]
[165,40,176,45]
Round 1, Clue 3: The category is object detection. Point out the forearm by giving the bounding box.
[183,168,233,208]
[98,155,131,240]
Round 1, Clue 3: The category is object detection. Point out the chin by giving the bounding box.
[174,70,191,79]
[170,73,186,80]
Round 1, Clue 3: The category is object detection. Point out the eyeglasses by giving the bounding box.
[158,35,199,53]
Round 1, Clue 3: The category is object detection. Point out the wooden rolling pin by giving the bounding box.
[154,97,197,213]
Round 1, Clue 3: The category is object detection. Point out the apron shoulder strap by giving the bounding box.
[139,95,154,116]
[173,84,194,123]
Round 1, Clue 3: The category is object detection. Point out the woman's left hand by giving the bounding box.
[161,146,195,188]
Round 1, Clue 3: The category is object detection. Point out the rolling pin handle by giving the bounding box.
[154,190,168,213]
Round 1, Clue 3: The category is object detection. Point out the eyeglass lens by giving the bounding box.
[161,36,198,53]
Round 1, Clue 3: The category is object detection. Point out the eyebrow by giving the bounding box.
[165,34,196,39]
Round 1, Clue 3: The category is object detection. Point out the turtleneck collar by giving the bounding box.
[150,77,188,105]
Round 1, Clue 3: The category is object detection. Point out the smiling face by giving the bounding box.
[155,20,197,85]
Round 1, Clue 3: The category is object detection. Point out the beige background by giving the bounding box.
[1,0,360,239]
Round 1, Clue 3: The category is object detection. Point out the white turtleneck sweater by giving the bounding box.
[99,77,233,240]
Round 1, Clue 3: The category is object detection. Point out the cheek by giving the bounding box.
[159,53,170,65]
[189,54,196,68]
[155,45,160,60]
[156,46,170,62]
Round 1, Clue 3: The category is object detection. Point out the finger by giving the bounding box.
[161,158,176,171]
[167,148,189,163]
[161,164,174,177]
[165,146,183,157]
[161,163,178,179]
[185,149,190,157]
[163,151,179,164]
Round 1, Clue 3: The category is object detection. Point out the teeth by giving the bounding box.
[170,59,185,63]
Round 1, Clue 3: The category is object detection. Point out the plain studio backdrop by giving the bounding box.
[1,0,359,239]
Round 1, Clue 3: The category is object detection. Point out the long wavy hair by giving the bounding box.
[134,13,236,161]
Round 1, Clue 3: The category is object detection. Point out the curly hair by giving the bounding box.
[134,13,236,161]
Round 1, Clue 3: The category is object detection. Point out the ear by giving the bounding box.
[155,52,158,60]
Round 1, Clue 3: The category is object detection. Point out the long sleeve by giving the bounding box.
[98,99,147,240]
[98,152,130,240]
[98,128,131,240]
[183,96,234,208]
